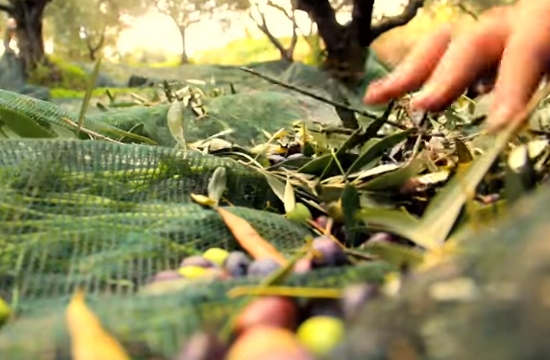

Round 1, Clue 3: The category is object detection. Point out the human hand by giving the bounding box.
[363,1,550,132]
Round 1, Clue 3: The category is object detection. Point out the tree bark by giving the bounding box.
[178,26,189,65]
[296,0,425,87]
[0,0,51,75]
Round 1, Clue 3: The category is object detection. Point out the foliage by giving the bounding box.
[193,35,314,65]
[430,0,517,14]
[142,0,251,63]
[0,57,549,358]
[27,55,90,90]
[0,45,549,358]
[50,87,153,100]
[44,0,145,61]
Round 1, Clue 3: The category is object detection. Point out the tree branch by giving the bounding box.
[370,0,426,41]
[295,0,344,53]
[250,4,291,61]
[333,0,351,12]
[350,0,374,47]
[288,9,298,58]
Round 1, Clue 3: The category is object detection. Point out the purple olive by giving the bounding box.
[247,258,281,277]
[149,270,184,283]
[180,255,216,269]
[341,283,379,320]
[365,232,394,245]
[311,236,348,267]
[331,225,348,244]
[224,251,252,277]
[314,216,329,229]
[302,299,343,320]
[174,332,228,360]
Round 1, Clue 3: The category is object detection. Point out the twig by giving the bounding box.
[62,117,122,144]
[239,66,408,130]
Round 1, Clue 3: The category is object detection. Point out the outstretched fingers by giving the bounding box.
[487,3,550,132]
[363,24,453,105]
[411,8,511,112]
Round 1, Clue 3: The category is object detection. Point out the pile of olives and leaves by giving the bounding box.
[123,76,550,359]
[4,70,550,360]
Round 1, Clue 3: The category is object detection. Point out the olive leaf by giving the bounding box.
[207,167,228,206]
[346,129,414,176]
[283,176,296,213]
[167,99,187,150]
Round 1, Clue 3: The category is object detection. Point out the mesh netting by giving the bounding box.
[0,139,392,359]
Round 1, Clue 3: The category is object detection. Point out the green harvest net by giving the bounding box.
[0,138,392,359]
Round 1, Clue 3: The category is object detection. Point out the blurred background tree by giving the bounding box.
[46,0,143,61]
[0,0,51,72]
[144,0,250,64]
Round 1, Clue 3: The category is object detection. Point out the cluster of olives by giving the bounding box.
[172,280,378,360]
[142,234,381,360]
[147,234,351,287]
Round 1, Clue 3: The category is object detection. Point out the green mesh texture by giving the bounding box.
[0,139,393,359]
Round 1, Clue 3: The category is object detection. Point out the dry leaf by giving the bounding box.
[216,207,288,266]
[167,100,187,149]
[66,289,130,360]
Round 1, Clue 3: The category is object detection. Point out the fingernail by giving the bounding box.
[410,90,431,110]
[364,80,386,104]
[486,106,515,133]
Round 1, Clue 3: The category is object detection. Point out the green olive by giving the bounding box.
[0,297,10,327]
[296,316,345,357]
[202,247,230,267]
[178,265,210,279]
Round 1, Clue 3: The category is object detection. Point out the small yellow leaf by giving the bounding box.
[190,193,216,206]
[66,289,130,360]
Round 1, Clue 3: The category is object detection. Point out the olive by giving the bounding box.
[227,326,314,360]
[0,296,10,327]
[180,255,216,269]
[178,265,210,280]
[202,248,230,267]
[247,258,281,277]
[314,216,329,229]
[224,251,252,277]
[296,316,345,357]
[149,270,184,283]
[365,232,394,245]
[173,332,228,360]
[341,283,379,320]
[234,296,298,335]
[311,236,347,267]
[302,299,343,320]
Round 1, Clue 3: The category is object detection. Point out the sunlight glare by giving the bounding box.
[117,12,183,56]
